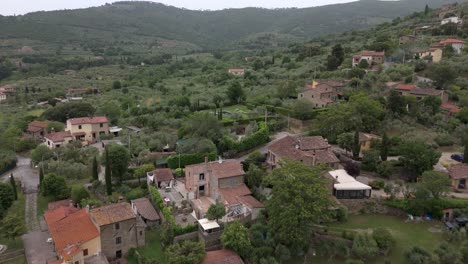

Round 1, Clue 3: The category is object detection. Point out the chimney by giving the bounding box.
[85,205,90,213]
[218,156,223,164]
[205,156,208,163]
[118,196,124,203]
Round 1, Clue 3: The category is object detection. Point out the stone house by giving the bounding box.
[66,116,109,143]
[26,120,49,139]
[438,38,466,54]
[45,206,101,264]
[185,159,264,221]
[393,84,448,103]
[297,80,346,108]
[43,131,73,149]
[90,203,145,260]
[266,135,340,169]
[131,197,161,227]
[228,68,245,76]
[448,164,468,192]
[352,50,385,67]
[414,47,443,63]
[147,168,174,188]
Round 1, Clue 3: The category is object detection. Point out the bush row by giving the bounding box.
[384,198,468,219]
[222,122,269,153]
[166,152,217,169]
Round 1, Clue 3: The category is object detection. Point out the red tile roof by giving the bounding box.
[90,202,135,226]
[154,168,174,182]
[131,198,160,221]
[48,199,73,210]
[45,208,99,261]
[449,164,468,180]
[238,195,264,208]
[441,103,461,113]
[44,131,72,143]
[68,116,108,125]
[44,206,79,224]
[219,185,252,207]
[355,50,385,57]
[440,38,466,44]
[299,136,330,150]
[269,136,338,165]
[313,150,340,164]
[202,249,244,264]
[395,84,417,91]
[186,159,245,179]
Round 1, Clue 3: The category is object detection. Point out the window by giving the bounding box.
[116,250,122,259]
[115,223,120,230]
[78,125,82,129]
[83,249,88,256]
[140,231,143,236]
[116,237,122,244]
[199,173,205,181]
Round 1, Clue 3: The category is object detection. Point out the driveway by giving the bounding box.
[434,152,460,173]
[22,229,57,264]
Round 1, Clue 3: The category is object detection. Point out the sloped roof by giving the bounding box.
[154,168,174,182]
[440,38,466,44]
[202,249,244,264]
[219,185,252,206]
[448,164,468,180]
[90,203,135,226]
[409,88,443,96]
[359,132,381,142]
[68,116,108,125]
[45,208,99,261]
[441,103,461,113]
[299,136,330,150]
[131,198,160,221]
[328,169,371,191]
[44,131,72,143]
[238,195,264,208]
[186,159,245,180]
[29,121,49,129]
[44,206,79,224]
[395,84,417,91]
[313,150,340,164]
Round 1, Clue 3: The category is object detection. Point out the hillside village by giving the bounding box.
[2,1,468,264]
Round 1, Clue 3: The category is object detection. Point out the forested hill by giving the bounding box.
[0,0,462,49]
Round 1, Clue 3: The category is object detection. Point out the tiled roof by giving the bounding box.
[440,38,466,44]
[154,168,174,182]
[269,136,338,165]
[299,136,330,150]
[395,84,417,91]
[355,50,385,57]
[131,198,160,221]
[44,206,79,224]
[45,208,99,261]
[313,150,340,164]
[359,132,381,142]
[29,121,49,129]
[186,159,245,179]
[448,164,468,180]
[68,116,108,125]
[219,185,252,207]
[409,88,443,96]
[313,84,334,94]
[48,199,73,210]
[44,131,72,143]
[202,249,244,264]
[238,195,264,208]
[441,103,461,113]
[90,203,136,226]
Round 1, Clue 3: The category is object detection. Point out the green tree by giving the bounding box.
[380,132,390,161]
[105,144,130,183]
[104,147,112,195]
[226,81,246,104]
[387,90,406,115]
[461,241,468,263]
[421,96,441,115]
[428,63,457,88]
[221,220,252,258]
[179,112,222,143]
[276,81,297,99]
[0,183,14,211]
[420,171,451,199]
[245,164,264,189]
[92,156,99,181]
[112,80,122,89]
[71,185,90,205]
[362,150,380,172]
[372,228,395,253]
[327,44,344,70]
[39,167,44,184]
[405,246,435,264]
[398,141,441,178]
[351,234,379,260]
[442,45,455,59]
[0,212,26,239]
[31,145,54,164]
[358,59,369,69]
[206,203,226,222]
[41,174,70,200]
[242,151,265,171]
[134,163,155,185]
[434,242,461,264]
[424,4,429,15]
[46,121,65,133]
[9,174,17,200]
[352,131,361,159]
[337,132,354,154]
[165,240,205,264]
[348,67,366,79]
[266,160,333,253]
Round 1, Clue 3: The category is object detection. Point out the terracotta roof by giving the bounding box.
[395,84,417,91]
[440,38,466,44]
[44,131,72,143]
[238,195,264,208]
[29,121,49,129]
[68,116,108,125]
[449,164,468,180]
[269,136,338,165]
[313,150,340,164]
[154,168,174,182]
[45,208,99,261]
[299,136,330,150]
[359,132,381,142]
[202,249,244,264]
[90,203,136,226]
[131,198,160,221]
[186,159,245,179]
[441,103,461,113]
[355,50,385,57]
[313,84,334,94]
[44,206,79,224]
[409,88,443,96]
[219,185,252,207]
[48,199,73,210]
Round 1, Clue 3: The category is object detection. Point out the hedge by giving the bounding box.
[166,152,217,169]
[222,122,270,153]
[221,116,276,127]
[384,198,468,218]
[149,186,197,236]
[0,150,17,175]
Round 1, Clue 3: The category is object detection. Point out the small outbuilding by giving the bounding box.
[327,169,372,199]
[131,197,161,227]
[147,168,174,188]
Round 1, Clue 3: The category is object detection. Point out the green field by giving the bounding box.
[306,214,444,264]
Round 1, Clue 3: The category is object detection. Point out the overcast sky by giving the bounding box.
[1,0,358,16]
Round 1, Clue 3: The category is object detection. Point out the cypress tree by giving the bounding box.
[92,156,99,181]
[353,131,361,159]
[381,132,389,161]
[9,174,17,200]
[39,167,44,185]
[105,148,112,195]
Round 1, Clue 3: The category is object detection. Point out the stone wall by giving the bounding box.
[173,231,199,244]
[100,218,139,260]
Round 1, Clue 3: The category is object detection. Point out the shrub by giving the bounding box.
[376,161,393,178]
[71,185,90,205]
[166,152,217,169]
[369,180,385,190]
[0,150,16,175]
[222,122,269,153]
[434,134,454,147]
[336,207,348,222]
[351,234,379,259]
[372,228,395,253]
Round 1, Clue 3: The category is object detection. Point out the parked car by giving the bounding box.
[450,154,464,162]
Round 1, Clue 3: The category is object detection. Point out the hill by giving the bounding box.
[0,0,463,50]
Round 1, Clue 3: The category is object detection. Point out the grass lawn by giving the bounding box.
[27,109,45,117]
[126,229,168,264]
[305,214,444,264]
